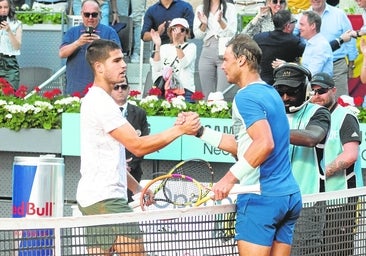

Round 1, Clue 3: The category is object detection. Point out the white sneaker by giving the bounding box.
[130,53,140,63]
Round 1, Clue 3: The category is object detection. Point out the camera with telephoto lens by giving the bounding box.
[0,16,7,23]
[85,26,95,36]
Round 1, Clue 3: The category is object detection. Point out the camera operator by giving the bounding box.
[59,0,120,95]
[0,0,22,89]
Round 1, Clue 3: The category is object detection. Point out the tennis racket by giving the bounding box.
[129,159,214,209]
[138,173,261,211]
[139,159,214,210]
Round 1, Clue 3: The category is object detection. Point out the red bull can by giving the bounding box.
[12,155,64,255]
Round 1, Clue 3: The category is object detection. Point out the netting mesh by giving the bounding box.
[0,188,366,255]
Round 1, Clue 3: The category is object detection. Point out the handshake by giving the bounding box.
[174,112,201,136]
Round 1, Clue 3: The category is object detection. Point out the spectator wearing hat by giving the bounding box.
[150,18,196,101]
[193,0,237,100]
[273,63,331,255]
[273,63,331,195]
[141,0,194,45]
[310,72,362,255]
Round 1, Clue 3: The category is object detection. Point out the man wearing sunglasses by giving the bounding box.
[310,72,361,256]
[59,0,120,95]
[273,63,331,255]
[110,78,150,203]
[273,63,331,195]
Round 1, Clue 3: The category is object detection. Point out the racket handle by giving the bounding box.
[195,191,214,207]
[195,184,261,207]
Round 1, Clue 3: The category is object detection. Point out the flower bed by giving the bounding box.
[4,76,364,133]
[131,88,231,119]
[0,78,80,131]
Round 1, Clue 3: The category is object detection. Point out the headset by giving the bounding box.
[273,63,313,113]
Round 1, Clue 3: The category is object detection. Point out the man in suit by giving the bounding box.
[254,10,303,85]
[111,77,150,202]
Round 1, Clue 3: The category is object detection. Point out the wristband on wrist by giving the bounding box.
[196,126,204,137]
[230,158,256,181]
[338,37,344,45]
[200,127,222,148]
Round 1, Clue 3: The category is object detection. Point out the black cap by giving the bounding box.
[310,72,335,88]
[273,63,312,88]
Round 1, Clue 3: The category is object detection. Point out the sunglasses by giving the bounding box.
[113,84,129,91]
[290,19,297,24]
[312,88,329,95]
[173,27,187,33]
[276,87,300,97]
[272,0,286,5]
[83,12,99,18]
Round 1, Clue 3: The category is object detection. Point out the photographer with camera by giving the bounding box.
[59,0,120,95]
[0,0,22,89]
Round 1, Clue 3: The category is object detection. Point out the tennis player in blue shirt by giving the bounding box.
[190,34,302,256]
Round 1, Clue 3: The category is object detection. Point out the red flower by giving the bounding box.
[337,97,349,107]
[43,91,54,99]
[354,96,363,107]
[129,90,141,97]
[148,87,162,96]
[71,91,82,98]
[191,91,205,101]
[2,86,15,96]
[34,86,41,93]
[0,78,15,96]
[14,85,28,98]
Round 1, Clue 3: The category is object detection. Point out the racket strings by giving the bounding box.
[164,178,201,205]
[173,160,214,185]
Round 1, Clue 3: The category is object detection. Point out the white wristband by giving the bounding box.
[200,127,222,148]
[230,158,255,181]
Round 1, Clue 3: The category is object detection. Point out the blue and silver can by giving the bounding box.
[12,155,64,255]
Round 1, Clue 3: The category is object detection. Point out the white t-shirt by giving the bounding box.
[76,86,128,207]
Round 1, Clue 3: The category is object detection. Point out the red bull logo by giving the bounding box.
[13,201,54,217]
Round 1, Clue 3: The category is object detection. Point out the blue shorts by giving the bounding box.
[235,192,302,246]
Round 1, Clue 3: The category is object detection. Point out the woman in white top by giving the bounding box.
[193,0,237,100]
[150,18,196,102]
[0,0,22,89]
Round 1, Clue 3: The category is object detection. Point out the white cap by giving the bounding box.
[207,91,224,102]
[169,18,189,29]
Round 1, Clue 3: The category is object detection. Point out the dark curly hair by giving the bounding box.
[1,0,16,21]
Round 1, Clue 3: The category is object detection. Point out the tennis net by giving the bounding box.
[0,187,365,255]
